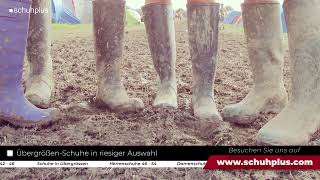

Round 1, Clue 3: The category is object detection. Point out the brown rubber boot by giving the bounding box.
[222,2,288,124]
[143,3,177,108]
[257,0,320,145]
[25,0,54,108]
[92,0,144,112]
[188,2,222,121]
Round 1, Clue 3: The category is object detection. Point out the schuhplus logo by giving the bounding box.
[9,7,49,14]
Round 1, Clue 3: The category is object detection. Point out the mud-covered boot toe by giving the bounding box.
[196,120,230,140]
[94,86,145,113]
[193,96,222,121]
[153,86,177,109]
[25,107,61,127]
[222,103,256,124]
[191,98,230,139]
[1,105,61,128]
[222,90,288,124]
[112,98,144,112]
[256,104,319,145]
[25,78,52,108]
[257,124,309,146]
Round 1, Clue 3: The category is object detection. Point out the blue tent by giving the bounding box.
[281,12,287,33]
[224,11,241,24]
[280,6,287,33]
[51,0,80,24]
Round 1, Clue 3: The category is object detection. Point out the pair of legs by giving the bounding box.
[0,0,145,128]
[223,0,320,145]
[143,0,222,122]
[92,0,223,123]
[0,0,57,127]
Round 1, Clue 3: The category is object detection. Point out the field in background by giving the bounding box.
[222,24,244,33]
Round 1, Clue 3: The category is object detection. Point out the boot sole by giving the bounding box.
[90,96,144,113]
[0,117,57,128]
[0,110,60,128]
[223,101,287,125]
[223,115,257,125]
[175,113,231,140]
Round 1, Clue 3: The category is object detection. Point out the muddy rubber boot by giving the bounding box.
[25,0,53,108]
[0,0,59,127]
[188,3,222,121]
[222,2,288,124]
[92,0,144,112]
[257,0,320,145]
[143,3,177,108]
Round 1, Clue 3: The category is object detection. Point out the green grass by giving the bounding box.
[223,24,244,33]
[51,24,92,30]
[126,12,141,28]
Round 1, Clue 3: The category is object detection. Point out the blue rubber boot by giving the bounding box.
[0,0,59,127]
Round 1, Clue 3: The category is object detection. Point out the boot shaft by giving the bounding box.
[27,0,52,75]
[143,4,176,83]
[284,0,320,101]
[1,0,31,66]
[93,0,125,61]
[187,3,220,95]
[242,2,283,64]
[28,0,51,36]
[187,3,220,62]
[241,2,284,88]
[284,0,320,48]
[0,1,31,71]
[242,3,283,41]
[93,0,126,84]
[0,0,31,90]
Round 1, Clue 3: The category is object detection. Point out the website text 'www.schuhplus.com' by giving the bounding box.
[216,158,313,167]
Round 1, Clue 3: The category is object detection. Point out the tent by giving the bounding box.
[58,1,141,25]
[73,0,93,24]
[51,0,80,24]
[224,10,288,33]
[224,11,241,24]
[281,12,287,33]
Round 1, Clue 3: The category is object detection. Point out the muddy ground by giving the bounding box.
[0,21,319,179]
